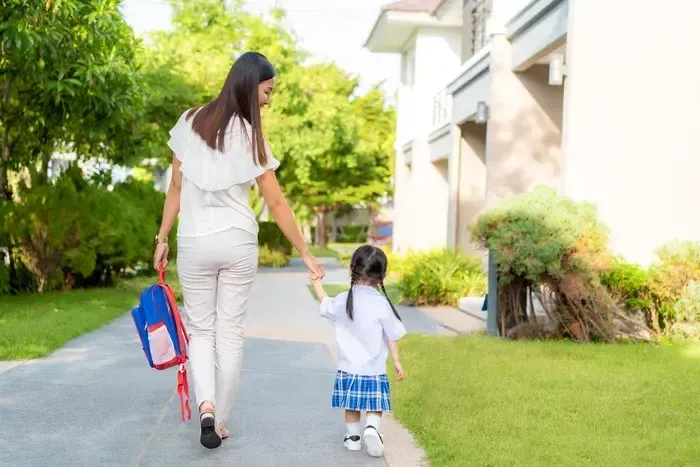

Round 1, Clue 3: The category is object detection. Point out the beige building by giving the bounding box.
[366,0,700,265]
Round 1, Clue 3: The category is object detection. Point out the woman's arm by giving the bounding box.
[256,170,307,254]
[153,154,182,269]
[158,154,183,240]
[256,169,325,279]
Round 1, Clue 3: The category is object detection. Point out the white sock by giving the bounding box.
[366,414,381,432]
[201,412,214,421]
[346,422,362,436]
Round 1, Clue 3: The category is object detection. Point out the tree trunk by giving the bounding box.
[329,212,337,244]
[315,209,328,249]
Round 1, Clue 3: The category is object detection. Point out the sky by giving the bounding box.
[120,0,400,97]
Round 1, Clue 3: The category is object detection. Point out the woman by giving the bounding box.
[153,51,325,449]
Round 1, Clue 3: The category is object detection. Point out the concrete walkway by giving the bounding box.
[0,260,437,467]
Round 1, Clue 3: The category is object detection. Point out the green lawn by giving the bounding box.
[292,246,340,258]
[307,281,401,304]
[390,334,700,466]
[0,272,180,360]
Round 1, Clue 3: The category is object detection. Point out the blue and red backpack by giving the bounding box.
[131,268,192,421]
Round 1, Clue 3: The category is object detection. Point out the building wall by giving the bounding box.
[561,0,700,264]
[485,34,563,209]
[456,122,488,254]
[393,26,463,252]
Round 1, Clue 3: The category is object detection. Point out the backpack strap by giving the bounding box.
[158,267,192,422]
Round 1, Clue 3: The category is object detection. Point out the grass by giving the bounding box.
[0,271,181,361]
[292,245,340,258]
[390,334,700,466]
[307,280,401,304]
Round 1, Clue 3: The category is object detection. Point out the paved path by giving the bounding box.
[0,260,437,467]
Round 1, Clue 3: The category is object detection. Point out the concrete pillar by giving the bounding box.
[446,124,461,248]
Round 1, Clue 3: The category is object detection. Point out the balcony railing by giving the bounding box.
[468,0,492,57]
[432,87,451,128]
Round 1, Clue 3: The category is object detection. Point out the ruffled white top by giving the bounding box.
[167,109,280,238]
[320,286,407,376]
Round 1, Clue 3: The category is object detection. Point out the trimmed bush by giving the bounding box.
[601,259,653,312]
[258,245,289,268]
[472,186,620,342]
[258,221,292,256]
[398,249,486,306]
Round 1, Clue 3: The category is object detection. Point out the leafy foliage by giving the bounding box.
[670,281,700,341]
[600,260,653,312]
[145,0,395,247]
[0,0,143,191]
[472,187,624,342]
[258,245,288,268]
[258,221,292,256]
[398,249,486,306]
[648,240,700,325]
[2,168,168,293]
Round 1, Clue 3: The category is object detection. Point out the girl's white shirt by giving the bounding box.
[167,109,280,238]
[320,285,407,376]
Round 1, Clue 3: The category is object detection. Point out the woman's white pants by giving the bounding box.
[177,228,257,427]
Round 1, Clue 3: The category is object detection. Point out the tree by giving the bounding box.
[0,0,143,193]
[144,0,396,247]
[270,65,395,248]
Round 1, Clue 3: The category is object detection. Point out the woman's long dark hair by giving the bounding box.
[346,245,401,322]
[187,51,275,166]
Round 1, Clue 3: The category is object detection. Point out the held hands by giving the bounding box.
[301,250,325,281]
[394,360,405,382]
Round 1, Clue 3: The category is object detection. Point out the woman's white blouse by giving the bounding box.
[167,110,280,238]
[320,286,407,376]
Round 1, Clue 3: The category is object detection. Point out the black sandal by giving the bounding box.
[200,411,222,449]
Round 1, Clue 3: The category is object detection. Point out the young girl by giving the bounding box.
[310,245,406,458]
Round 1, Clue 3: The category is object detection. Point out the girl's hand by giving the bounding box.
[394,361,405,381]
[153,243,169,270]
[302,251,325,281]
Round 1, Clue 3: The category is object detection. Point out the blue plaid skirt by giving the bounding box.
[331,370,392,412]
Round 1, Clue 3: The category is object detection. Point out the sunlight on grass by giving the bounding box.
[292,246,339,258]
[391,334,700,466]
[0,273,172,360]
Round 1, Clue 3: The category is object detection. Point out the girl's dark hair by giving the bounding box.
[187,51,275,166]
[346,245,401,322]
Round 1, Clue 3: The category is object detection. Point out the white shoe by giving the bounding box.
[344,434,361,451]
[363,425,384,457]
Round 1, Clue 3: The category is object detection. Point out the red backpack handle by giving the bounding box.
[157,266,192,422]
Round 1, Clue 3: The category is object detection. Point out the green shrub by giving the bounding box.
[2,169,170,292]
[3,171,98,292]
[600,259,653,312]
[398,249,486,306]
[337,226,368,243]
[649,241,700,326]
[258,221,292,255]
[670,281,700,341]
[472,186,615,342]
[258,245,288,268]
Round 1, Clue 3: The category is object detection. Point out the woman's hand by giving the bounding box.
[301,251,325,281]
[153,243,169,270]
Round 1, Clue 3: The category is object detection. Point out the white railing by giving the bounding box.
[432,87,452,128]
